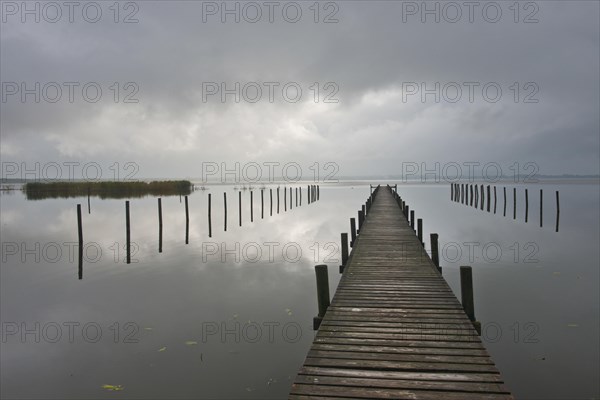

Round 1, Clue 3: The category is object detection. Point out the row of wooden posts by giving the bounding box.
[312,184,481,334]
[450,182,560,232]
[75,185,321,275]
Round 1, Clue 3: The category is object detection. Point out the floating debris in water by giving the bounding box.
[102,384,124,391]
[567,324,579,327]
[144,327,153,331]
[185,341,198,346]
[158,347,167,352]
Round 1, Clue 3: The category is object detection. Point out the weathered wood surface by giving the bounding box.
[290,186,513,399]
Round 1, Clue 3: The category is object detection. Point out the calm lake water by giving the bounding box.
[1,180,599,399]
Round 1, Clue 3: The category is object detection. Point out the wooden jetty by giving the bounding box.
[290,185,513,399]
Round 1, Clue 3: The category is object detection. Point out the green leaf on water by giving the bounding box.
[102,384,124,391]
[158,346,167,352]
[185,341,198,346]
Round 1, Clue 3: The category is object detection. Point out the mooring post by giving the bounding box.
[525,188,529,223]
[277,187,280,213]
[358,210,364,233]
[513,188,517,220]
[339,233,349,273]
[460,266,481,335]
[487,185,491,212]
[295,187,298,207]
[417,218,423,247]
[540,189,543,227]
[494,186,497,214]
[410,210,415,230]
[77,204,83,278]
[239,191,242,226]
[307,185,311,204]
[350,218,357,247]
[405,204,409,220]
[317,184,320,200]
[362,204,366,218]
[450,183,454,201]
[430,233,441,273]
[290,187,292,210]
[474,184,478,208]
[261,189,264,219]
[470,184,474,206]
[208,193,212,237]
[503,187,507,216]
[270,188,273,216]
[556,190,560,232]
[299,186,302,206]
[185,196,189,244]
[284,186,287,212]
[158,198,163,253]
[224,192,227,231]
[480,184,484,210]
[125,201,131,264]
[251,190,254,222]
[313,264,330,330]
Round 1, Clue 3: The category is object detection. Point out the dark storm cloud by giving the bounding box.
[1,1,598,178]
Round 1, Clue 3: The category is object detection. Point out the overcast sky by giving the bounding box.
[1,1,599,180]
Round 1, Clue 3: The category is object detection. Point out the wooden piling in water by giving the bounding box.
[339,233,349,273]
[224,192,227,231]
[317,185,320,200]
[410,210,415,230]
[308,185,311,204]
[270,188,273,216]
[158,198,163,252]
[556,191,560,232]
[290,187,293,210]
[503,187,507,216]
[277,187,280,213]
[470,184,474,206]
[239,191,242,226]
[460,266,480,334]
[480,184,484,210]
[461,183,465,204]
[417,218,423,246]
[185,196,189,244]
[295,187,298,207]
[513,188,517,220]
[126,200,131,264]
[430,233,440,273]
[525,188,529,223]
[474,184,478,208]
[250,190,254,222]
[313,264,330,330]
[404,204,409,220]
[208,193,212,237]
[87,187,91,214]
[450,183,454,201]
[358,210,364,232]
[494,186,497,214]
[350,218,356,247]
[77,204,83,279]
[487,185,491,212]
[284,186,287,212]
[540,189,543,227]
[261,189,264,219]
[299,186,302,206]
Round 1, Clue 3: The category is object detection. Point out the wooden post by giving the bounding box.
[513,188,517,220]
[417,218,423,247]
[540,189,543,227]
[410,210,415,230]
[493,186,497,214]
[556,191,560,232]
[461,183,464,204]
[295,187,298,207]
[317,185,320,200]
[465,183,468,205]
[224,192,227,231]
[270,188,273,216]
[480,184,484,210]
[362,204,366,218]
[525,188,529,223]
[430,233,440,273]
[474,184,478,208]
[503,187,507,217]
[308,185,311,204]
[313,264,330,330]
[185,196,189,244]
[277,187,280,213]
[250,190,254,222]
[299,186,302,206]
[284,186,287,212]
[77,204,83,279]
[261,189,264,219]
[358,210,364,232]
[460,267,475,317]
[125,201,131,264]
[290,187,292,210]
[405,204,409,220]
[450,183,454,201]
[208,193,212,237]
[350,218,356,247]
[339,233,349,273]
[239,191,242,226]
[87,187,91,214]
[158,198,163,252]
[470,184,474,206]
[486,185,491,212]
